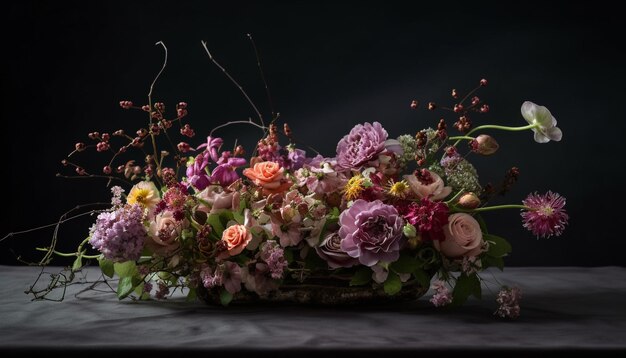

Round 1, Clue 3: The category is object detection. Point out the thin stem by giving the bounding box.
[448,135,475,141]
[56,173,132,185]
[458,204,529,213]
[201,40,265,128]
[453,123,538,147]
[1,203,109,244]
[148,41,168,173]
[210,118,267,137]
[247,33,273,123]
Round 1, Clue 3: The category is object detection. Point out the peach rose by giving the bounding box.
[434,213,484,258]
[243,161,291,194]
[403,171,451,201]
[222,224,252,256]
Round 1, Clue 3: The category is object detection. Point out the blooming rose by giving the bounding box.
[336,122,388,169]
[196,186,235,213]
[403,170,451,201]
[316,232,359,269]
[147,211,183,257]
[243,161,291,194]
[434,213,484,258]
[221,224,252,256]
[339,199,405,266]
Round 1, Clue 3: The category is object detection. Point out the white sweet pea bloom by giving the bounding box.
[521,101,563,143]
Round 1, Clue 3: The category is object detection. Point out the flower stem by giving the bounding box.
[448,136,475,141]
[464,204,530,213]
[453,123,538,147]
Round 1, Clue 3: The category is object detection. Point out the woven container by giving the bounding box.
[198,281,428,306]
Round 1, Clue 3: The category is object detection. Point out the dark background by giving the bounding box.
[1,1,624,266]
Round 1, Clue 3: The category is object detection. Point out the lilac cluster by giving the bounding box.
[495,287,522,318]
[260,241,288,279]
[430,280,452,307]
[89,204,147,262]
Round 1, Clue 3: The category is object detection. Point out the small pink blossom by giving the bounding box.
[430,280,452,307]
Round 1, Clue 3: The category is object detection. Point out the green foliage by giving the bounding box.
[114,261,137,278]
[484,233,512,258]
[474,213,488,234]
[452,273,481,306]
[186,288,197,302]
[219,289,233,306]
[350,267,372,286]
[390,253,420,273]
[117,276,142,300]
[383,272,402,296]
[413,268,432,289]
[72,255,83,272]
[98,256,115,278]
[482,255,504,270]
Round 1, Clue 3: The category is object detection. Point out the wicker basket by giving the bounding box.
[197,281,428,306]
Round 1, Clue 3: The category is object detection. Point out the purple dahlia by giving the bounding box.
[339,199,405,266]
[336,122,388,169]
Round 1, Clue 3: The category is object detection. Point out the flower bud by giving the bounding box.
[458,192,480,209]
[408,233,422,250]
[403,223,417,238]
[474,134,499,155]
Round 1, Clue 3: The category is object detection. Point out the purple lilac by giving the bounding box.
[260,241,288,279]
[430,280,452,307]
[495,287,522,318]
[89,204,147,262]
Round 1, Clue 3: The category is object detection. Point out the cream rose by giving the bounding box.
[243,161,291,194]
[147,211,184,256]
[196,185,235,214]
[222,224,252,256]
[403,171,451,201]
[434,213,483,258]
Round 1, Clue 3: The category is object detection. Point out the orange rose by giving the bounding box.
[243,161,291,194]
[222,224,252,256]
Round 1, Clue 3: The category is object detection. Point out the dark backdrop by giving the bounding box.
[1,1,624,266]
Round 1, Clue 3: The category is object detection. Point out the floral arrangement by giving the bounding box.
[19,41,568,318]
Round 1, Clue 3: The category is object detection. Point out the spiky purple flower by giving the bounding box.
[521,191,569,239]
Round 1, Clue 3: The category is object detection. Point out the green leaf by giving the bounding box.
[350,267,372,286]
[186,288,197,302]
[181,228,194,242]
[413,268,432,289]
[304,250,327,270]
[232,211,244,225]
[484,233,512,258]
[117,276,135,300]
[383,271,402,296]
[72,255,83,272]
[452,273,481,306]
[207,213,225,236]
[482,255,504,270]
[283,248,294,264]
[114,261,137,278]
[219,289,233,306]
[474,213,488,234]
[390,253,420,273]
[98,256,115,278]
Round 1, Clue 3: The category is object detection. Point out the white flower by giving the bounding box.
[521,101,562,143]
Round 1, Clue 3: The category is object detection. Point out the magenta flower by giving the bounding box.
[521,191,569,238]
[403,198,449,242]
[339,199,405,266]
[186,152,210,190]
[336,122,388,169]
[210,154,247,186]
[197,136,224,162]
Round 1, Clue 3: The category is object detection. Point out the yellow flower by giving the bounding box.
[127,181,160,209]
[386,179,410,199]
[343,174,365,201]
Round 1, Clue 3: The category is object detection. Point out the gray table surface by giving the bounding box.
[1,265,625,354]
